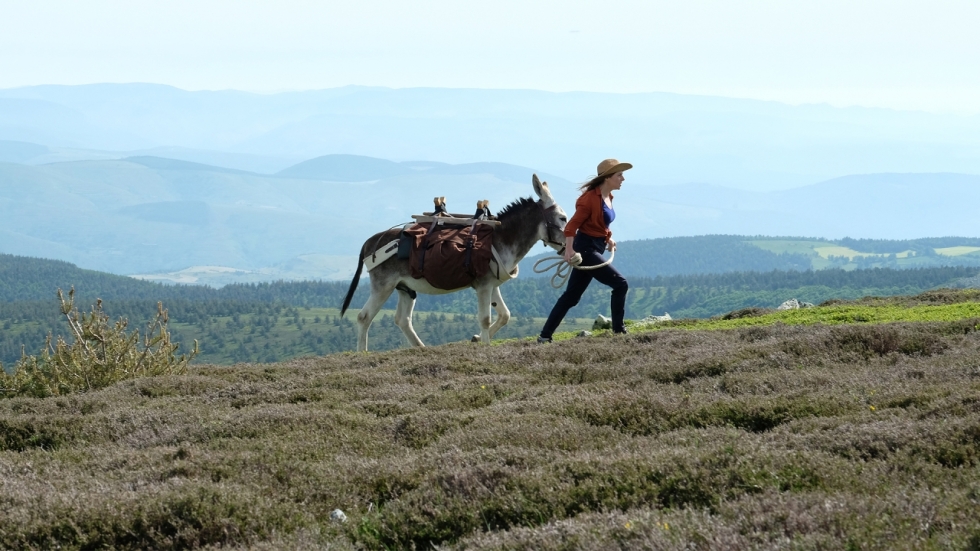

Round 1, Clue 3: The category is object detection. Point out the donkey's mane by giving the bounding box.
[495,197,537,221]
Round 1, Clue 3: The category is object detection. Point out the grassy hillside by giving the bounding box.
[0,254,217,303]
[1,290,979,549]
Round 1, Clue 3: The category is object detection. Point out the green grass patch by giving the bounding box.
[748,239,835,255]
[936,246,980,256]
[643,302,980,331]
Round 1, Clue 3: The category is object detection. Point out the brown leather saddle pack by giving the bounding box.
[403,221,495,290]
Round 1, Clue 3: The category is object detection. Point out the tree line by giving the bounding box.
[2,254,977,365]
[611,235,813,276]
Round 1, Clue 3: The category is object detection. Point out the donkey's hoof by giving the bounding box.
[471,335,482,342]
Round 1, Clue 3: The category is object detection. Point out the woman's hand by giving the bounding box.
[563,236,576,262]
[606,238,617,252]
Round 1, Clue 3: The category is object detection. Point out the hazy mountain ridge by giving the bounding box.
[0,155,571,277]
[3,82,980,279]
[3,152,980,281]
[621,172,980,239]
[2,83,980,189]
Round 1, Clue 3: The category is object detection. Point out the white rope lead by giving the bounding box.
[532,249,615,288]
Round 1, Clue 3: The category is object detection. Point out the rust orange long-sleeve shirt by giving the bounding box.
[563,187,613,241]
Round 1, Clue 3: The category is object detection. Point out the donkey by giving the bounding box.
[341,175,567,351]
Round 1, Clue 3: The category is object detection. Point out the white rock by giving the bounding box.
[641,313,672,323]
[330,509,348,523]
[777,299,815,310]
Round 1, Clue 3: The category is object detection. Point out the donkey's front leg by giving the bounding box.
[475,284,494,344]
[487,285,511,339]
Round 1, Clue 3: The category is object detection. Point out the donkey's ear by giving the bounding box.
[532,173,554,206]
[532,174,549,196]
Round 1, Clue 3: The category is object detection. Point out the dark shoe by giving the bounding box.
[613,328,629,335]
[536,336,552,344]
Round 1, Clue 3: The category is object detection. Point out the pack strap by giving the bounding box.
[490,245,519,281]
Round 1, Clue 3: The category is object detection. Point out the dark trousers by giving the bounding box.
[540,233,629,338]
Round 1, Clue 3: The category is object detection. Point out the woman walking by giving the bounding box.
[538,159,631,342]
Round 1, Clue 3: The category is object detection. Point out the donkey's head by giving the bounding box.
[532,174,568,253]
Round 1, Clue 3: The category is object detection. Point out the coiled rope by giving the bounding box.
[532,249,615,288]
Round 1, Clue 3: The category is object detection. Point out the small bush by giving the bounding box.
[720,307,771,320]
[0,418,82,451]
[828,325,948,359]
[0,288,198,398]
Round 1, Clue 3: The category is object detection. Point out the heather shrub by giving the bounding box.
[719,306,771,320]
[827,324,950,359]
[0,288,198,398]
[3,293,980,549]
[0,416,84,451]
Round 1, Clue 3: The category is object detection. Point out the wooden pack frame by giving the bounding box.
[413,213,500,227]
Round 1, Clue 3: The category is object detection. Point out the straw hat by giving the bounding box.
[596,159,633,178]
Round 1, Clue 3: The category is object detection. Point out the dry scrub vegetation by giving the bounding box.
[1,289,196,398]
[1,291,980,550]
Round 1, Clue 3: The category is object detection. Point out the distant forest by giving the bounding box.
[612,235,812,276]
[603,235,980,277]
[835,236,980,253]
[2,253,977,365]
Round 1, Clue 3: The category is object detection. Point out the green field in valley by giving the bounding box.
[748,237,980,271]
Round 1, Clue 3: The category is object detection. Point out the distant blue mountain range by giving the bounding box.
[3,83,980,283]
[1,151,980,283]
[2,83,980,190]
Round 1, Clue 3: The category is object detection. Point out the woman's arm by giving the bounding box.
[563,194,592,238]
[563,235,576,262]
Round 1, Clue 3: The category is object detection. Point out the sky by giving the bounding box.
[2,0,980,114]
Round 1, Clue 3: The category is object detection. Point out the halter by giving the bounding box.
[539,201,566,253]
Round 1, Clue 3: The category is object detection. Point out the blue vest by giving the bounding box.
[602,201,615,227]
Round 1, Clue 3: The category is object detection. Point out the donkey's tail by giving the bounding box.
[340,252,364,317]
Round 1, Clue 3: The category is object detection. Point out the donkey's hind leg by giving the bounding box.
[395,289,424,347]
[474,284,494,344]
[488,285,511,339]
[356,284,395,352]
